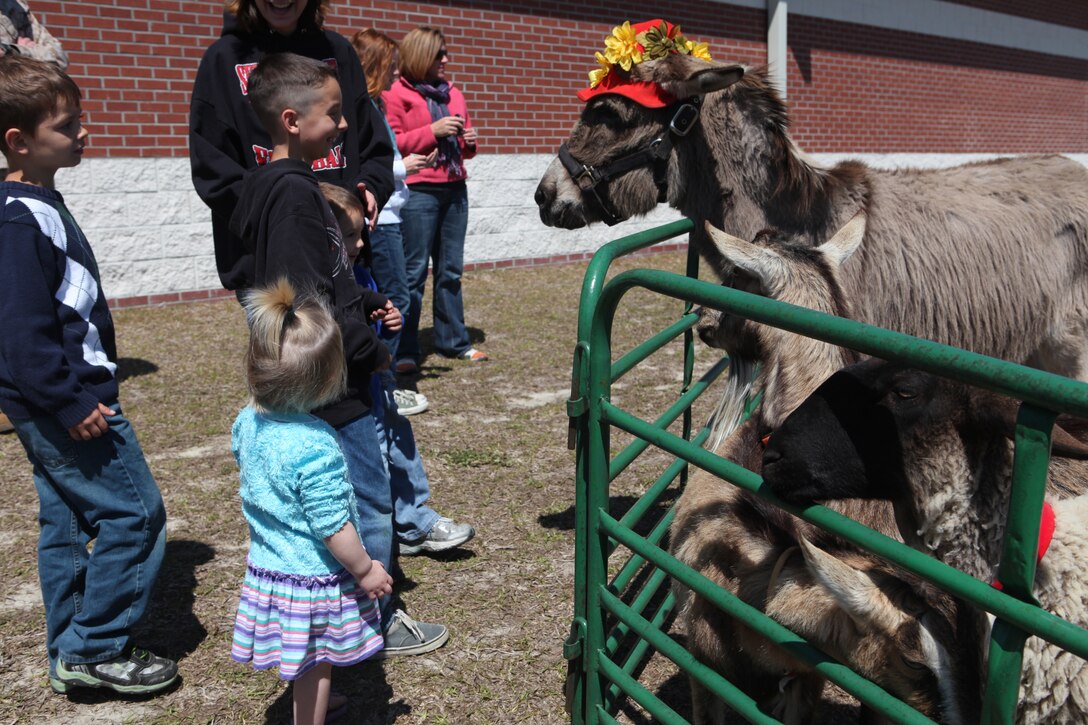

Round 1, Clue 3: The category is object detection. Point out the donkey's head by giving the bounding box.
[535,54,744,229]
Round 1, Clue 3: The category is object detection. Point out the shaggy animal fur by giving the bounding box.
[763,361,1088,723]
[669,220,983,723]
[536,55,1088,378]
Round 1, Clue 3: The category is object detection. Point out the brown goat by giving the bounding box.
[537,55,1088,380]
[669,217,985,723]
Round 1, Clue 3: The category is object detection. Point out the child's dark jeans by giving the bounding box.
[11,403,166,670]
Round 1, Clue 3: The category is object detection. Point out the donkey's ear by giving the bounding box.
[704,221,786,289]
[1053,414,1088,459]
[798,536,897,633]
[1052,425,1088,459]
[688,65,746,95]
[818,211,867,268]
[637,55,745,98]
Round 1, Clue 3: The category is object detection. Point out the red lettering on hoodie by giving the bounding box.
[235,58,337,95]
[235,63,258,95]
[312,144,345,171]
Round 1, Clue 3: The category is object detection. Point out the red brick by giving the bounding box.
[38,2,1085,161]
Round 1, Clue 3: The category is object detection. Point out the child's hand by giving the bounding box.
[67,402,115,441]
[369,307,384,323]
[358,561,393,600]
[380,301,402,332]
[355,181,378,231]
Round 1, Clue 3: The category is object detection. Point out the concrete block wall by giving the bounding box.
[55,154,684,302]
[57,152,1088,303]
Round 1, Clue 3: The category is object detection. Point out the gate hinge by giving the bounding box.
[563,617,587,660]
[567,343,589,449]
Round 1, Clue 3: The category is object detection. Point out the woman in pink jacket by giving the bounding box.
[383,26,486,367]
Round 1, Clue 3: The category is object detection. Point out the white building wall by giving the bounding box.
[57,152,1088,300]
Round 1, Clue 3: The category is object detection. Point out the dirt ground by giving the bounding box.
[0,251,717,724]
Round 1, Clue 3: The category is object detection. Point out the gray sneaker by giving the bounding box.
[54,646,177,695]
[399,517,475,556]
[375,609,449,658]
[392,388,429,416]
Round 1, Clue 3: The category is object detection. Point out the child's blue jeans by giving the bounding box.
[11,404,166,670]
[372,376,440,543]
[369,223,410,366]
[335,408,395,621]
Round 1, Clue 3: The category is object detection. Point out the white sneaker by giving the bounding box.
[399,517,475,555]
[393,388,429,416]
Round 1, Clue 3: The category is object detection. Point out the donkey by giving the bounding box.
[536,54,1088,379]
[670,216,985,723]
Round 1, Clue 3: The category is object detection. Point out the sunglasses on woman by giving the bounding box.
[435,49,448,61]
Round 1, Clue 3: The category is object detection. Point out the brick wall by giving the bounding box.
[30,0,1087,158]
[20,1,1088,304]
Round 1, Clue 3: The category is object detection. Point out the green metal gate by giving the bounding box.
[565,219,1088,724]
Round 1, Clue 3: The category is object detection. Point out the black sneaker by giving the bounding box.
[55,646,177,695]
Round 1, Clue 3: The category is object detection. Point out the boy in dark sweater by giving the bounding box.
[229,53,448,658]
[0,56,176,695]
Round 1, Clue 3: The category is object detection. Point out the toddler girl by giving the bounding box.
[230,280,393,725]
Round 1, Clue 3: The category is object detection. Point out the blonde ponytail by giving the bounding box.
[243,279,346,413]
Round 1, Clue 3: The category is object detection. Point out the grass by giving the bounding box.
[0,250,722,724]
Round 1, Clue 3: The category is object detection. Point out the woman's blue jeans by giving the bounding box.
[12,404,166,669]
[369,223,410,365]
[399,183,471,360]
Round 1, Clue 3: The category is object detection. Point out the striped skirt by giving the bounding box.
[231,561,383,680]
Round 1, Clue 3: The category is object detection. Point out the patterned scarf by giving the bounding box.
[413,80,463,177]
[0,0,33,39]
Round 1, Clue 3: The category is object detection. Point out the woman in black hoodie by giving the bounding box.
[189,0,393,292]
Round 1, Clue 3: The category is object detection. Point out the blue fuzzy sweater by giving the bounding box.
[0,182,118,428]
[232,406,364,576]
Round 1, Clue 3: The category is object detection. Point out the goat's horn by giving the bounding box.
[703,221,750,251]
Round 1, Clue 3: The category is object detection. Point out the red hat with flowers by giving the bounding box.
[577,19,713,108]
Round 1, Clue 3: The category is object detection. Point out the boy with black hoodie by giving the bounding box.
[230,52,449,658]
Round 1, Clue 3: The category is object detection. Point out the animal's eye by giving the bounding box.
[903,656,930,672]
[584,103,629,131]
[894,388,917,400]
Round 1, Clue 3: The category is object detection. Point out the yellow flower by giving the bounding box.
[684,39,712,61]
[603,21,643,71]
[588,52,613,88]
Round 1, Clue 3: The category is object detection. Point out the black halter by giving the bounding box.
[557,96,702,226]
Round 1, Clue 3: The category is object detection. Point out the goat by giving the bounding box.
[537,54,1088,380]
[762,359,1088,722]
[669,218,983,723]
